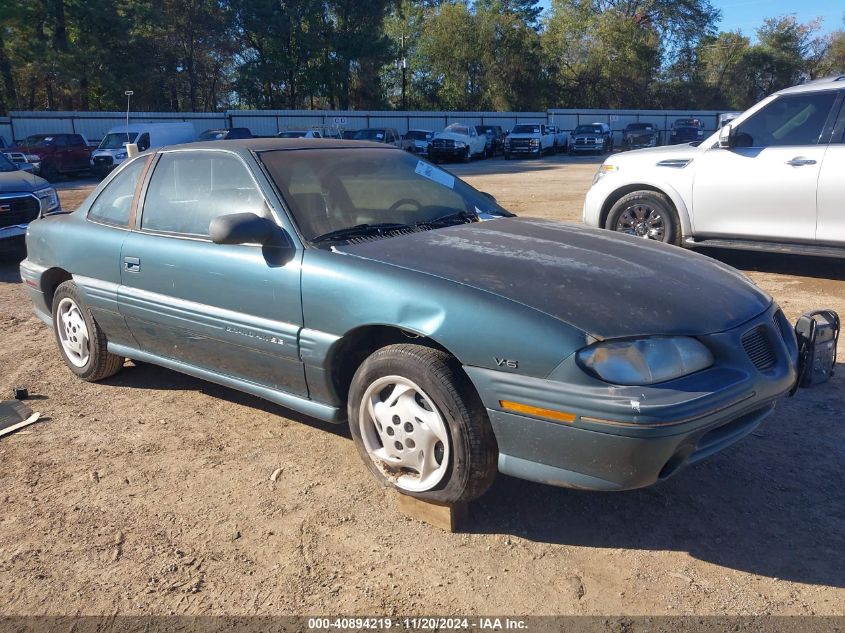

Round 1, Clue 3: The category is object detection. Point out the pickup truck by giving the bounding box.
[14,133,92,181]
[503,124,555,159]
[353,128,415,152]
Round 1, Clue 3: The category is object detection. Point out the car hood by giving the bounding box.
[336,218,771,340]
[0,170,49,191]
[434,132,471,143]
[608,142,704,165]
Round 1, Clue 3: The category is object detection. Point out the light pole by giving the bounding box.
[400,34,407,111]
[124,90,134,143]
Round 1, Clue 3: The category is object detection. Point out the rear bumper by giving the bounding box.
[465,304,797,491]
[19,259,52,324]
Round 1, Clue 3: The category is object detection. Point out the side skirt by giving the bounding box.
[108,342,345,424]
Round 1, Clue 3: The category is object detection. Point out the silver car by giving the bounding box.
[584,76,845,256]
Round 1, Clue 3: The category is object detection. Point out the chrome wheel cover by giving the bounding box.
[615,203,666,240]
[57,297,90,367]
[359,375,450,493]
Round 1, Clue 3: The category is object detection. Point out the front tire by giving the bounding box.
[52,281,124,381]
[348,344,498,504]
[605,190,681,245]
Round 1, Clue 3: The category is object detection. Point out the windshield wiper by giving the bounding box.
[311,222,409,243]
[414,210,478,228]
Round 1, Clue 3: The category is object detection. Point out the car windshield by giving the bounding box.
[511,124,541,134]
[406,130,432,140]
[443,124,469,135]
[279,131,307,138]
[99,132,138,149]
[199,130,227,141]
[22,135,57,147]
[574,126,603,134]
[259,148,512,242]
[626,124,653,131]
[354,129,387,140]
[675,119,700,127]
[0,153,17,172]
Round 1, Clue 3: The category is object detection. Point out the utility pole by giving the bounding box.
[124,90,134,143]
[400,33,407,111]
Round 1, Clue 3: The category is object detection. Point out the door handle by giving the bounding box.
[124,256,140,273]
[786,158,817,166]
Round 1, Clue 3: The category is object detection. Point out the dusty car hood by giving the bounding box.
[337,218,771,339]
[0,170,48,191]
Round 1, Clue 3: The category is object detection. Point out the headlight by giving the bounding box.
[592,163,618,184]
[115,152,127,159]
[26,154,40,162]
[503,138,511,146]
[697,130,704,137]
[529,138,539,146]
[454,141,466,148]
[577,337,714,386]
[34,187,60,213]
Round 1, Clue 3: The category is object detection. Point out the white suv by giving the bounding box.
[583,76,845,256]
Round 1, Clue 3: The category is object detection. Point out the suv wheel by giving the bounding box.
[348,344,498,504]
[606,190,681,245]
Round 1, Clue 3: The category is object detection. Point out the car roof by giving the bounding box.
[160,138,394,153]
[777,75,845,95]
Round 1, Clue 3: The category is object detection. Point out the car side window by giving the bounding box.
[141,151,266,237]
[70,135,84,146]
[735,92,838,148]
[55,135,68,148]
[136,133,150,152]
[88,157,148,227]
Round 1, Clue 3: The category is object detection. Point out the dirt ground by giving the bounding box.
[1,154,843,618]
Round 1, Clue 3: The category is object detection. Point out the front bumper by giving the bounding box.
[506,146,541,156]
[465,304,797,491]
[571,142,604,152]
[429,147,466,160]
[0,224,28,241]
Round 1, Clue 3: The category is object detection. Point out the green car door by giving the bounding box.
[117,148,307,395]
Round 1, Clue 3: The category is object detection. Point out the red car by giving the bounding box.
[15,133,92,181]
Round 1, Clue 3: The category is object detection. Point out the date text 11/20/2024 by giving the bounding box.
[307,617,528,630]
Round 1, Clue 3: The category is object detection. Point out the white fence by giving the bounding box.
[3,108,728,146]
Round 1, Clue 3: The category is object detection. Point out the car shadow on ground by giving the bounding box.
[698,249,845,283]
[469,375,845,588]
[101,361,351,440]
[102,357,845,588]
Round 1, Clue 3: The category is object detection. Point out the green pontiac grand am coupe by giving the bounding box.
[20,139,799,503]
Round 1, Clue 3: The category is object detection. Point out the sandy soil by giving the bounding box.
[1,156,843,617]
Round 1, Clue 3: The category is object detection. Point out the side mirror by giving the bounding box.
[718,124,733,149]
[480,191,497,203]
[210,212,291,247]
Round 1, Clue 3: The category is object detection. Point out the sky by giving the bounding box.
[536,0,844,37]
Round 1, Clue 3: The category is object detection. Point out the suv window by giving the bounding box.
[55,135,68,148]
[735,92,838,147]
[88,157,147,226]
[141,151,266,237]
[70,135,85,146]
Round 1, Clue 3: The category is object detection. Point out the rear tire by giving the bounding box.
[41,163,59,182]
[348,344,498,504]
[605,190,681,246]
[52,281,124,381]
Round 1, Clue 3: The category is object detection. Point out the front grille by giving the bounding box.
[509,139,533,150]
[93,155,113,166]
[0,194,40,228]
[431,139,454,149]
[742,326,776,371]
[575,138,598,145]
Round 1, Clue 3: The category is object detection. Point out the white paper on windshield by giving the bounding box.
[415,161,455,190]
[375,133,384,139]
